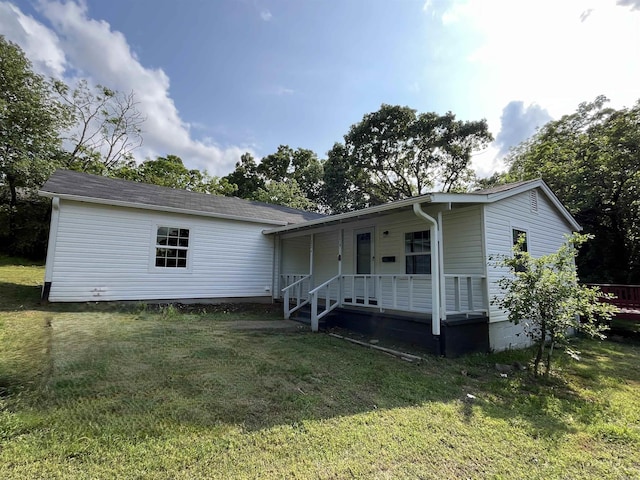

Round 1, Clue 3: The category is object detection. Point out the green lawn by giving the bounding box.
[1,258,639,479]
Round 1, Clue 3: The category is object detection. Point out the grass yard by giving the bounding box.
[1,257,639,479]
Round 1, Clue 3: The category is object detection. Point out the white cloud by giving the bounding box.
[273,86,294,96]
[470,144,503,179]
[260,9,272,21]
[436,0,640,175]
[617,0,640,10]
[495,101,552,156]
[0,2,66,77]
[0,0,251,176]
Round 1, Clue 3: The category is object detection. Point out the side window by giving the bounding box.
[405,230,431,274]
[512,228,528,272]
[155,226,189,268]
[512,228,528,252]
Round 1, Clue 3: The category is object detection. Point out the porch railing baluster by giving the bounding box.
[285,273,488,325]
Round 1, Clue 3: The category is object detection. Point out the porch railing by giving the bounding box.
[586,284,640,309]
[281,274,312,320]
[309,274,342,331]
[342,274,432,312]
[444,274,489,315]
[300,273,488,329]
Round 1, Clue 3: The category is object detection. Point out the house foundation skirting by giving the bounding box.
[297,306,489,358]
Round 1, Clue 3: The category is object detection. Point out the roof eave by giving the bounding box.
[38,190,289,226]
[264,179,582,234]
[263,194,441,234]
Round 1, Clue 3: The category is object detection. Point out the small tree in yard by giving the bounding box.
[493,233,618,377]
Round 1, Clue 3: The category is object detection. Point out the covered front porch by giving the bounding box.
[267,199,491,356]
[281,272,487,331]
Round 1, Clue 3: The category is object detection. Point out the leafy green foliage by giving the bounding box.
[223,152,265,199]
[223,146,323,210]
[112,154,236,195]
[0,36,68,255]
[507,96,640,283]
[493,233,618,376]
[0,38,148,259]
[254,179,314,210]
[321,104,493,212]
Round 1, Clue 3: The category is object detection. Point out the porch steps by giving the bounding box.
[289,304,332,329]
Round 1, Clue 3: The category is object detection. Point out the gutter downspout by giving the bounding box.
[413,203,441,336]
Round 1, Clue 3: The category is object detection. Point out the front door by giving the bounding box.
[354,228,375,304]
[355,229,374,274]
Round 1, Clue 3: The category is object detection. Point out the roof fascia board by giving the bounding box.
[263,194,436,234]
[38,191,288,226]
[263,179,581,235]
[435,180,581,231]
[429,193,490,203]
[537,182,582,231]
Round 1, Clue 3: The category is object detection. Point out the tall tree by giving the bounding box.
[224,146,323,210]
[55,79,144,173]
[321,142,368,213]
[223,153,265,199]
[321,104,493,212]
[289,147,324,204]
[507,96,640,283]
[0,36,68,252]
[113,155,236,195]
[254,179,314,210]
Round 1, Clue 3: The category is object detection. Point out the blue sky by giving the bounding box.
[1,0,639,178]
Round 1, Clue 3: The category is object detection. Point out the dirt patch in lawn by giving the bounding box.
[225,319,305,330]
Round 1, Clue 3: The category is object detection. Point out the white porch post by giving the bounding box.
[309,233,317,332]
[309,234,315,289]
[338,228,343,307]
[438,211,446,321]
[413,203,441,336]
[272,234,280,301]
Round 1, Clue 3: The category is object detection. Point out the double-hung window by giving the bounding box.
[405,230,431,274]
[155,226,189,268]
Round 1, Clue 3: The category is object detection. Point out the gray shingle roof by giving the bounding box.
[472,179,539,195]
[39,170,325,225]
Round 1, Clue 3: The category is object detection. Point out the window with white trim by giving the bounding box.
[512,228,528,272]
[155,227,189,268]
[512,228,528,252]
[405,230,431,274]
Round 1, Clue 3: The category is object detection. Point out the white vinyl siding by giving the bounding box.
[441,205,484,275]
[313,230,339,284]
[278,205,484,313]
[47,200,275,302]
[280,236,310,275]
[484,188,575,350]
[279,206,484,278]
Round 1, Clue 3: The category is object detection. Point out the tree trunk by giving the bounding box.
[534,322,546,376]
[7,174,18,248]
[544,340,555,377]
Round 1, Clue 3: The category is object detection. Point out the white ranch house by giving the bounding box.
[39,170,580,357]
